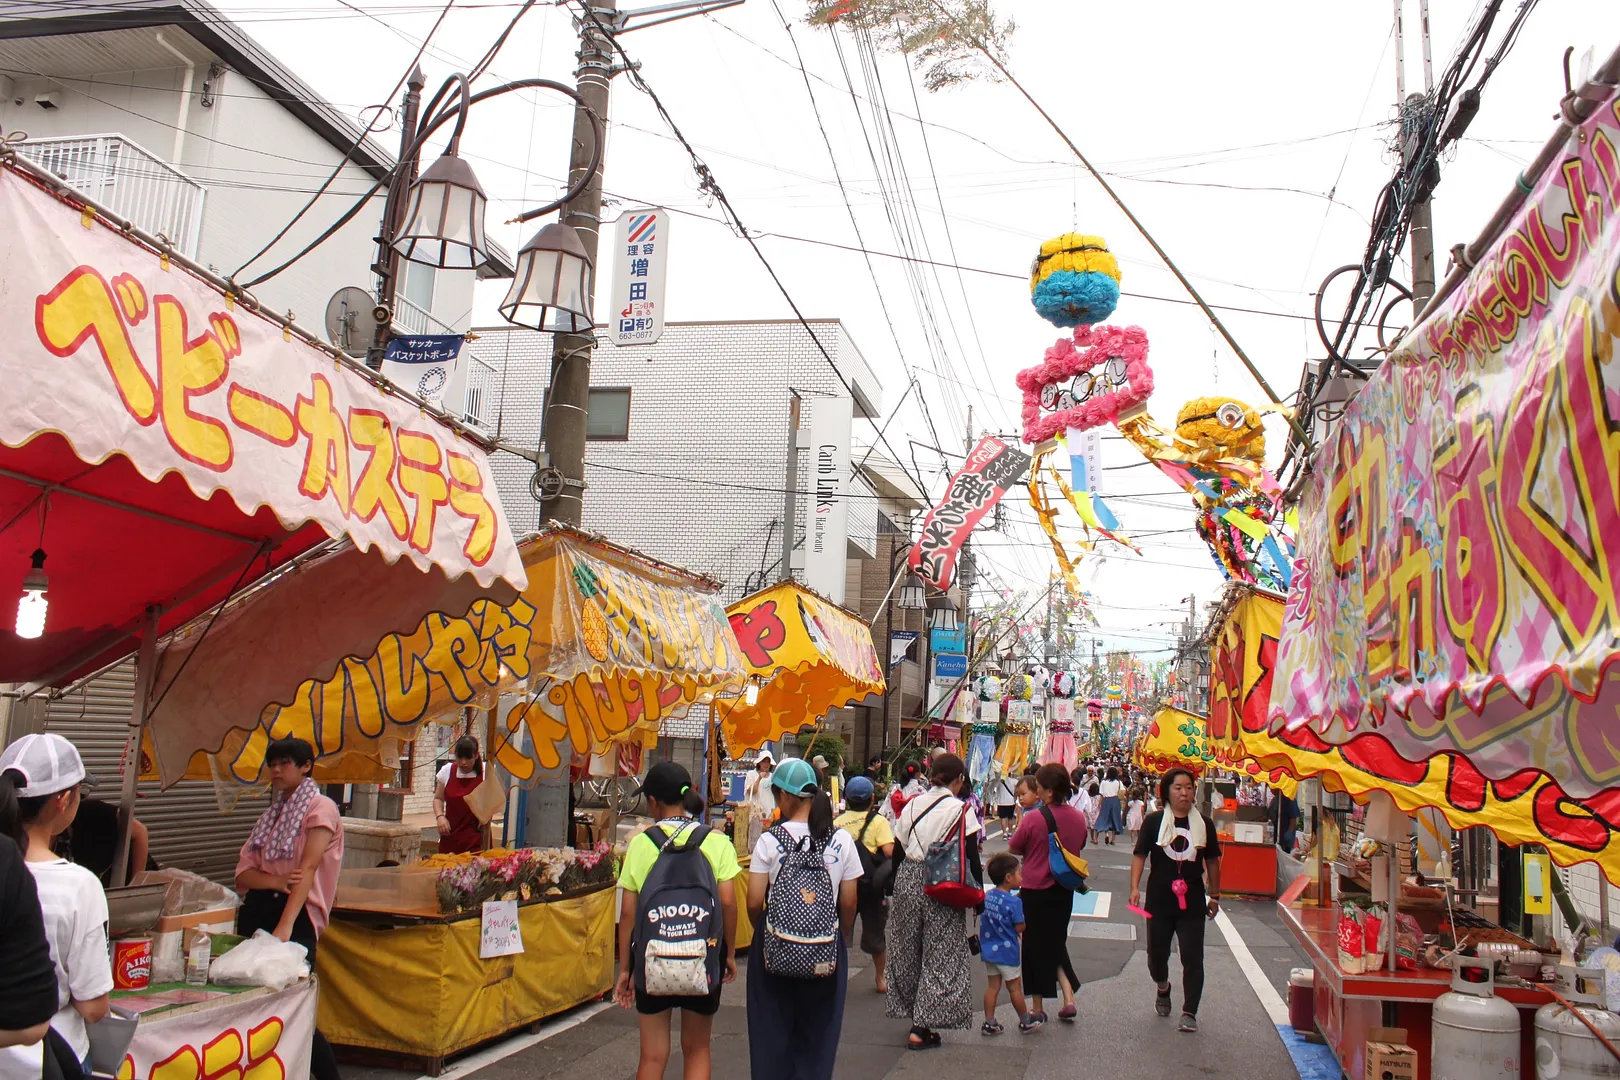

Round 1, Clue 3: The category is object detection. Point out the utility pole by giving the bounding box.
[1395,0,1437,310]
[367,66,426,371]
[539,0,617,526]
[779,392,801,583]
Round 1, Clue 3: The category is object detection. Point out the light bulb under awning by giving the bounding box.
[16,548,47,639]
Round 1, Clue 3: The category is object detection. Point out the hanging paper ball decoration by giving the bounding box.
[975,675,1003,701]
[1049,672,1079,699]
[1005,674,1035,701]
[1030,233,1122,328]
[1175,396,1266,462]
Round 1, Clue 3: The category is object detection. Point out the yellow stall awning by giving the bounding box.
[1134,707,1214,776]
[166,527,747,787]
[720,581,884,753]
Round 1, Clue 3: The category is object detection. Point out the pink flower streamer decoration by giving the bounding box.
[1016,324,1154,444]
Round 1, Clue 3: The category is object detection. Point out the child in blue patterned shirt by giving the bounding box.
[979,852,1032,1034]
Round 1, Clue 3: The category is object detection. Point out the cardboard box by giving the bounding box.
[1234,822,1266,844]
[1365,1027,1417,1080]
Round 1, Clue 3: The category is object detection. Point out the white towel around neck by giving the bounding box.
[1155,806,1207,861]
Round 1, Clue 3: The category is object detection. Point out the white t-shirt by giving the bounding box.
[436,762,480,788]
[750,821,862,885]
[1099,779,1122,798]
[1,859,112,1080]
[992,778,1018,807]
[894,788,981,861]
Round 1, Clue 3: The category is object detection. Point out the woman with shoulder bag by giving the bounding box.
[747,759,860,1080]
[1007,763,1088,1024]
[885,753,982,1050]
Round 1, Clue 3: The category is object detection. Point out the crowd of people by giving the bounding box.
[615,745,1227,1080]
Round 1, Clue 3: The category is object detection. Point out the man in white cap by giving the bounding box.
[0,733,113,1080]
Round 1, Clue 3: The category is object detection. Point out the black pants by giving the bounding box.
[1018,885,1078,999]
[1145,906,1206,1014]
[238,890,341,1080]
[746,937,848,1080]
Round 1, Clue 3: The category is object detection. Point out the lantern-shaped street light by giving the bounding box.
[927,596,960,633]
[898,572,927,611]
[392,150,492,270]
[498,222,595,332]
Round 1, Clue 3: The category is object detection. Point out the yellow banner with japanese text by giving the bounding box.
[192,530,746,785]
[720,582,884,752]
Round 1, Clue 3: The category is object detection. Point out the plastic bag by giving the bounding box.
[130,868,241,918]
[208,930,309,990]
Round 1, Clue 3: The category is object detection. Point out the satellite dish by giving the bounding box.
[324,286,376,358]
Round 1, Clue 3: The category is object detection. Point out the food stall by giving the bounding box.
[1234,55,1620,1076]
[1134,706,1277,898]
[160,528,748,1068]
[0,148,533,1080]
[721,580,884,843]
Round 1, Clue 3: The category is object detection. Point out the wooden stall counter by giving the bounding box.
[1279,902,1546,1080]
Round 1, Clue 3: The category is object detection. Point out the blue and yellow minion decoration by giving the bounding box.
[1029,233,1122,327]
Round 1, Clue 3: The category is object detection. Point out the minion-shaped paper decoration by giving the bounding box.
[1030,233,1122,328]
[1174,396,1266,463]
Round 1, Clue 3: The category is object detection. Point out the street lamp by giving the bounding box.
[499,222,595,332]
[365,73,604,365]
[393,150,491,271]
[927,596,960,632]
[898,571,926,610]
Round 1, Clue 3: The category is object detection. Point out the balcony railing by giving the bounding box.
[392,294,456,337]
[462,353,497,431]
[19,134,206,257]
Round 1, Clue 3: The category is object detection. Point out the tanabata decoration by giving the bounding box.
[974,674,1003,701]
[1114,393,1295,590]
[1043,671,1081,771]
[1018,234,1148,590]
[1004,674,1035,701]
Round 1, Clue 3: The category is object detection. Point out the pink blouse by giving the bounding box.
[234,793,344,937]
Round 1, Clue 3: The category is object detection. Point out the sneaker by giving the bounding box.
[1154,989,1172,1017]
[981,1019,1004,1036]
[1018,1015,1040,1034]
[1179,1012,1198,1033]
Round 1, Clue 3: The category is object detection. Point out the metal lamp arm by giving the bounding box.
[403,77,604,225]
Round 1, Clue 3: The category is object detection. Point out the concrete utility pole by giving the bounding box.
[1395,0,1437,310]
[539,0,616,525]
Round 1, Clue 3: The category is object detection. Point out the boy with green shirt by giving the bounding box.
[615,762,738,1080]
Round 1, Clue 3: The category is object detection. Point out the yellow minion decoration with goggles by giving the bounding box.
[1173,396,1266,463]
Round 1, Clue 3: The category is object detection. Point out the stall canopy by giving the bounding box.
[1212,591,1620,883]
[1134,707,1214,776]
[161,528,747,788]
[720,581,884,752]
[0,158,527,694]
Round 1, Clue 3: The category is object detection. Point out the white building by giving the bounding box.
[0,0,512,878]
[468,320,931,765]
[0,0,510,386]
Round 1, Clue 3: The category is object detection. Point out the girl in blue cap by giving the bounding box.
[746,758,861,1080]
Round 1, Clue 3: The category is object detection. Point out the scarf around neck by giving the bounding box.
[248,777,319,862]
[1155,806,1207,863]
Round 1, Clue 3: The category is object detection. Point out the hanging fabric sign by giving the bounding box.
[1272,81,1620,802]
[909,435,1030,589]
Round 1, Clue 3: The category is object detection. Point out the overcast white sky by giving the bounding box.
[220,0,1620,659]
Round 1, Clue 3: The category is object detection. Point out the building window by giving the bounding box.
[402,261,436,313]
[544,386,632,441]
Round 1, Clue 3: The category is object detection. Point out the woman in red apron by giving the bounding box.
[433,736,486,854]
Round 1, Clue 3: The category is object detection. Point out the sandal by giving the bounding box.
[907,1027,942,1050]
[981,1018,1004,1036]
[1058,1004,1077,1023]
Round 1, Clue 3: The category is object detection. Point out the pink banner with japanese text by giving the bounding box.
[908,434,1029,590]
[1272,86,1620,798]
[0,165,524,591]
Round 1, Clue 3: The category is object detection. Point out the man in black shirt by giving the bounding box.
[1129,767,1222,1033]
[54,798,152,886]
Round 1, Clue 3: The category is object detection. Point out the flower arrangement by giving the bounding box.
[433,841,621,914]
[1016,325,1154,445]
